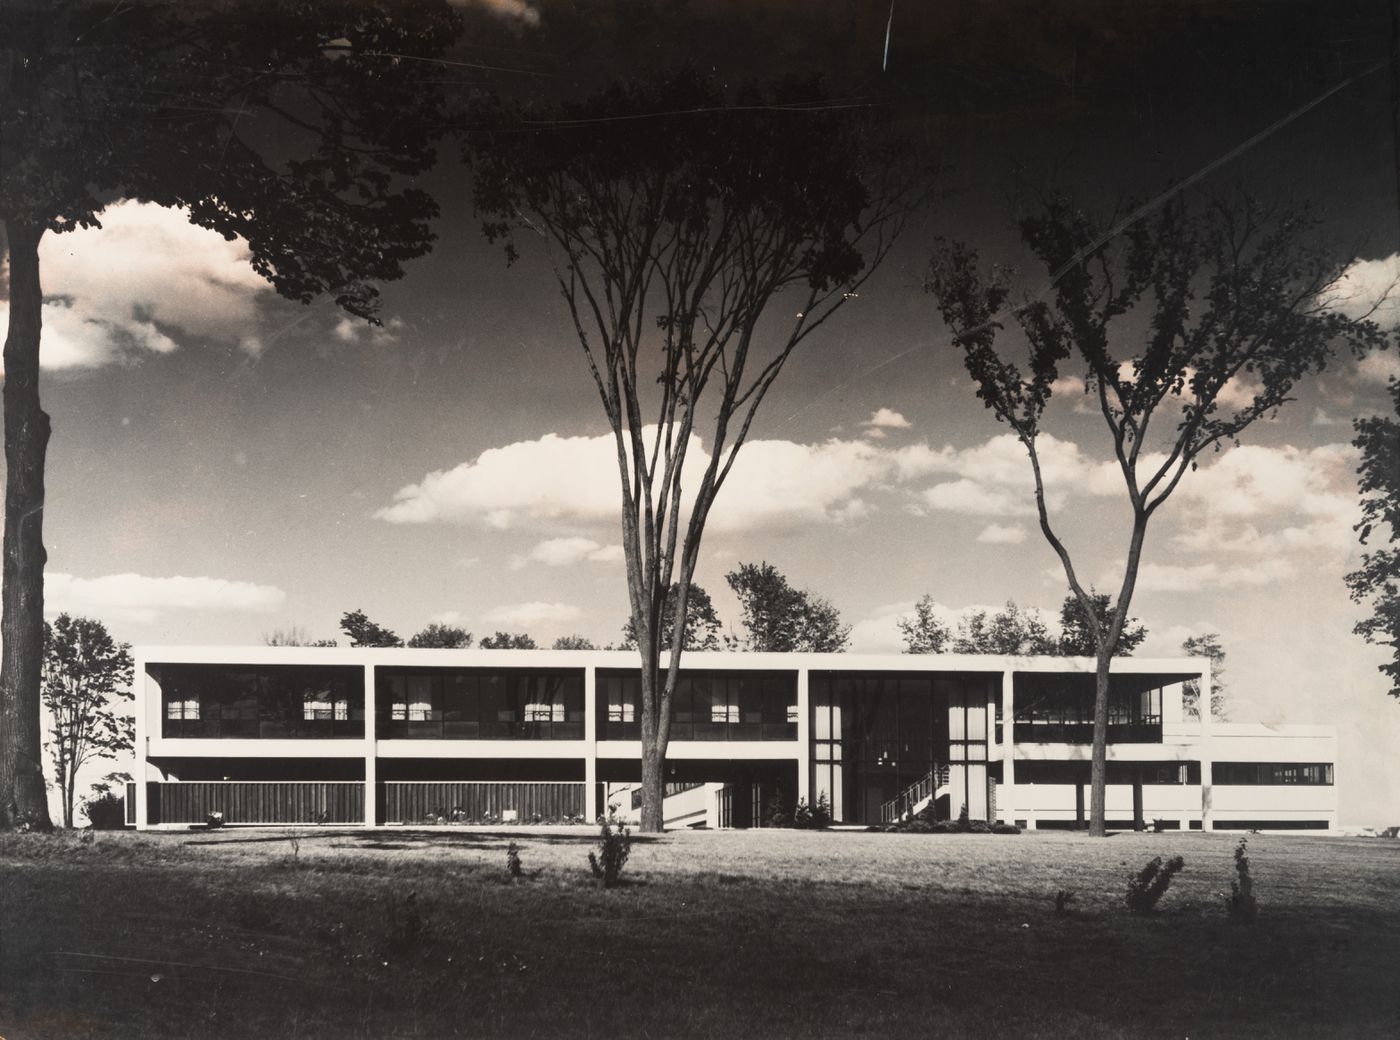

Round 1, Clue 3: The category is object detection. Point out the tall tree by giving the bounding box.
[407,623,473,649]
[41,615,133,829]
[340,610,404,648]
[725,561,850,652]
[479,631,538,650]
[1346,377,1400,698]
[0,0,459,829]
[925,190,1384,835]
[952,601,1057,655]
[898,595,953,654]
[470,70,912,830]
[552,635,598,650]
[620,584,722,652]
[264,627,338,648]
[1058,591,1146,657]
[1180,632,1228,720]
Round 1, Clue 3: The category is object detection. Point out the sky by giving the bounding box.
[3,0,1399,825]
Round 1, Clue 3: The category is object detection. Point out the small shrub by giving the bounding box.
[765,791,792,828]
[82,791,126,830]
[386,892,428,957]
[1225,838,1258,923]
[1054,889,1076,915]
[77,828,95,846]
[790,795,832,830]
[506,842,523,880]
[1152,817,1168,833]
[956,803,970,830]
[967,819,992,834]
[588,819,631,888]
[992,822,1021,835]
[1125,855,1186,914]
[205,811,224,829]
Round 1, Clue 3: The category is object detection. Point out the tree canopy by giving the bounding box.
[0,0,460,829]
[898,595,952,654]
[924,188,1384,834]
[1181,632,1229,720]
[552,635,598,650]
[479,632,539,650]
[620,584,722,652]
[42,615,133,829]
[1346,378,1400,698]
[340,610,403,648]
[1058,592,1146,657]
[952,601,1056,656]
[408,623,473,649]
[725,562,850,653]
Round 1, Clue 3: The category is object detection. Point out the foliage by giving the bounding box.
[765,790,792,828]
[953,600,1057,655]
[479,631,538,650]
[81,790,125,830]
[899,595,952,654]
[791,794,832,830]
[1181,632,1229,720]
[1125,855,1186,913]
[264,627,338,647]
[1226,838,1258,923]
[619,584,723,652]
[41,615,134,829]
[506,842,523,880]
[588,819,631,888]
[1058,591,1146,656]
[471,66,913,831]
[0,0,460,831]
[1346,378,1400,698]
[925,189,1384,835]
[551,635,597,650]
[725,562,851,652]
[339,610,404,648]
[407,623,472,649]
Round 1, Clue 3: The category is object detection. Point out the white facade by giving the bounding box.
[132,646,1337,831]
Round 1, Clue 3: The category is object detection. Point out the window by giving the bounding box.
[1214,762,1333,785]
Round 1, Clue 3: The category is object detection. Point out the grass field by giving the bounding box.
[1,826,1397,1039]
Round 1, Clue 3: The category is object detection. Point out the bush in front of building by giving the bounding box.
[81,791,126,830]
[1225,838,1258,923]
[1126,855,1186,913]
[588,819,631,888]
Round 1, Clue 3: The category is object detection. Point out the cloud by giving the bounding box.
[451,0,540,27]
[46,572,285,624]
[1119,559,1296,593]
[376,430,893,533]
[485,601,581,627]
[1324,254,1400,322]
[861,408,912,436]
[923,479,1042,516]
[516,537,624,568]
[1,201,270,370]
[429,610,469,626]
[977,523,1027,544]
[333,315,404,347]
[1355,351,1400,386]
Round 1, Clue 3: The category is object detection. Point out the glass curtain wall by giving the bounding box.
[161,665,365,738]
[378,669,585,740]
[596,671,796,741]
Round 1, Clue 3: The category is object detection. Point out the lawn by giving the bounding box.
[1,826,1397,1039]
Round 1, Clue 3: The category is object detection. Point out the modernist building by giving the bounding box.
[131,646,1337,831]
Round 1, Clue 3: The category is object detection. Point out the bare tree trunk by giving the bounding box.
[1088,650,1112,837]
[1,220,54,831]
[637,655,666,832]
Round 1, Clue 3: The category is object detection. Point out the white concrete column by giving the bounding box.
[1001,668,1015,825]
[363,663,376,827]
[1198,657,1213,830]
[135,658,151,830]
[796,667,811,804]
[584,663,598,819]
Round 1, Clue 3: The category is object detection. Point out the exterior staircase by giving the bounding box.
[880,764,952,824]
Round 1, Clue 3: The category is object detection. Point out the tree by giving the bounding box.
[479,632,538,650]
[898,595,953,654]
[340,610,404,648]
[725,562,851,652]
[552,635,598,650]
[1058,591,1146,657]
[0,0,459,829]
[1180,633,1228,720]
[952,601,1057,655]
[41,615,133,829]
[264,627,338,648]
[925,190,1384,835]
[407,623,472,649]
[620,584,722,652]
[470,69,911,830]
[1346,377,1400,698]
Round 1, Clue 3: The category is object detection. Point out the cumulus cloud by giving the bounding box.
[515,537,624,568]
[333,315,404,347]
[0,201,270,370]
[977,523,1028,544]
[1355,351,1400,386]
[486,601,581,627]
[46,572,285,624]
[1124,559,1296,593]
[861,408,912,439]
[429,610,470,626]
[376,430,893,533]
[1323,253,1400,322]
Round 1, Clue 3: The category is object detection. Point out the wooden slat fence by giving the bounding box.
[384,782,585,824]
[148,781,363,825]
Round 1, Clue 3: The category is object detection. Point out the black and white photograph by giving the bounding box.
[2,1,1398,1037]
